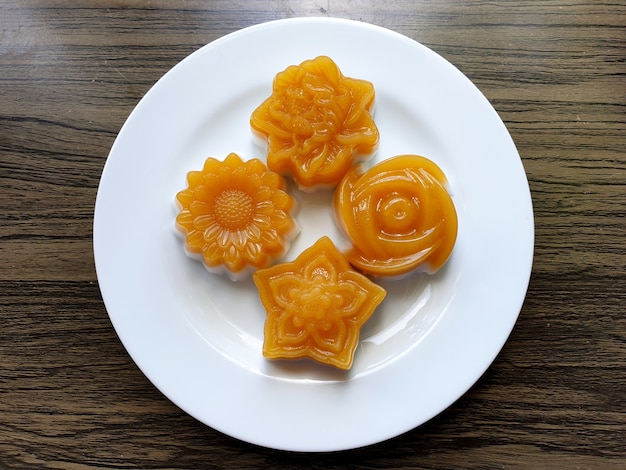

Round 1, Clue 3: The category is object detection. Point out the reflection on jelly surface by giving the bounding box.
[175,153,299,280]
[250,56,379,190]
[334,155,458,277]
[253,236,386,370]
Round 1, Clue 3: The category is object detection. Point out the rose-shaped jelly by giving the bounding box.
[250,56,379,191]
[334,155,458,277]
[175,153,299,281]
[253,236,386,370]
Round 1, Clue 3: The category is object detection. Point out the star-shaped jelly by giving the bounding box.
[253,236,386,370]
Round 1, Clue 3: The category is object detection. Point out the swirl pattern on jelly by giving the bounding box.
[334,155,458,277]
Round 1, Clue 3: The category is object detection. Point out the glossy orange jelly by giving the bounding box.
[175,153,299,281]
[334,155,458,277]
[253,236,386,370]
[250,56,379,191]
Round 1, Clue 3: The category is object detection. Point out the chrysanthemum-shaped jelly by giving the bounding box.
[334,155,458,277]
[250,56,379,190]
[253,236,386,370]
[175,153,299,280]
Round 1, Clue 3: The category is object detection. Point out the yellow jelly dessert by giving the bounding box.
[253,236,386,370]
[175,153,299,281]
[334,155,458,277]
[250,56,379,191]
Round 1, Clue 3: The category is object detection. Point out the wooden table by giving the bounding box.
[2,1,624,468]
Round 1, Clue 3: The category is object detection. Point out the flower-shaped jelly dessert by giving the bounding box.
[175,153,299,281]
[334,155,458,277]
[253,236,386,370]
[250,55,379,191]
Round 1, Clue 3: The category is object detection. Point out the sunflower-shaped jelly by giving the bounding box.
[250,56,379,191]
[175,153,299,281]
[253,236,386,370]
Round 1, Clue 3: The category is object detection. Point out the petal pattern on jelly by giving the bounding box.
[253,236,386,370]
[251,56,379,190]
[175,153,299,280]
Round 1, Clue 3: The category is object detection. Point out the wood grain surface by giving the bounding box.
[1,0,625,468]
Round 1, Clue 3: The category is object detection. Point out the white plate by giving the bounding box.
[94,18,533,452]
